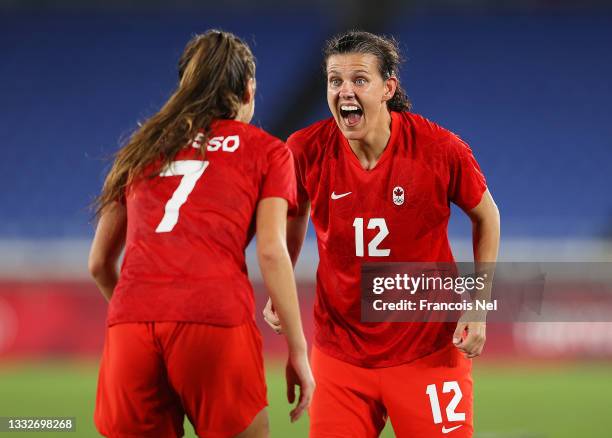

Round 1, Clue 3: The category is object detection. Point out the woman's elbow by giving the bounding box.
[88,255,109,280]
[470,193,500,227]
[257,242,288,266]
[487,201,500,226]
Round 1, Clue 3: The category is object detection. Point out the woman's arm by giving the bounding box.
[256,197,314,421]
[286,200,311,266]
[88,201,127,301]
[256,197,308,353]
[262,200,310,333]
[467,189,500,264]
[453,189,500,358]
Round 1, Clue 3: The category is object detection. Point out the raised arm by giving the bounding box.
[88,201,127,301]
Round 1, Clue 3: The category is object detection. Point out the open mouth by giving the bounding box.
[339,104,363,127]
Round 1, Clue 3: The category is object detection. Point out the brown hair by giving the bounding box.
[95,30,255,217]
[323,30,411,112]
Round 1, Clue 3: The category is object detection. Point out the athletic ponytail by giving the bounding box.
[95,30,255,217]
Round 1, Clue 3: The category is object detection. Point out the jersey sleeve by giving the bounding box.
[286,133,309,205]
[447,134,487,211]
[260,140,298,216]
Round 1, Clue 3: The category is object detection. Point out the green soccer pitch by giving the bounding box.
[0,360,610,437]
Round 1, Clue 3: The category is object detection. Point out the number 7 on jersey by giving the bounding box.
[156,160,209,233]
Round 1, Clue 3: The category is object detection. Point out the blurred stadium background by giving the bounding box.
[1,0,612,436]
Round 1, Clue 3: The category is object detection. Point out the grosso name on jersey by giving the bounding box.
[191,133,240,152]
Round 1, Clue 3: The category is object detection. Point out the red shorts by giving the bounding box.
[94,320,267,438]
[309,344,473,438]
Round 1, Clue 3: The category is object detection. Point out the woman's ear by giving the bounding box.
[243,78,256,104]
[383,76,398,102]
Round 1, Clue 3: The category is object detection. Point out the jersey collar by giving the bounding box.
[339,111,401,172]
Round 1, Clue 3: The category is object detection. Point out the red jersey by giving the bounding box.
[108,119,297,327]
[288,111,486,367]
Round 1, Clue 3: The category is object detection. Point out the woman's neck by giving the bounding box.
[347,110,392,170]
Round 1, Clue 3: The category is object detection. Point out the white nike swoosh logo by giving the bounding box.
[442,425,463,434]
[331,191,352,200]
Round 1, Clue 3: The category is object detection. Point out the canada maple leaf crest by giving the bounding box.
[392,186,404,205]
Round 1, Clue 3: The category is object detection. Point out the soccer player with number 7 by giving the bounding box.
[263,31,500,437]
[89,30,314,437]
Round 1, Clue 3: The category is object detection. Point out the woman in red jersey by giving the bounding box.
[89,30,314,438]
[264,31,500,438]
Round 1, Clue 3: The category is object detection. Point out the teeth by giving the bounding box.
[341,105,359,111]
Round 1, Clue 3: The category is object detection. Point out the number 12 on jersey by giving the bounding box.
[353,218,390,257]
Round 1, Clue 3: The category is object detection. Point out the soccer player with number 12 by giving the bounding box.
[264,31,500,437]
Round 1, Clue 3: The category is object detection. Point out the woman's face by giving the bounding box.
[326,53,396,142]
